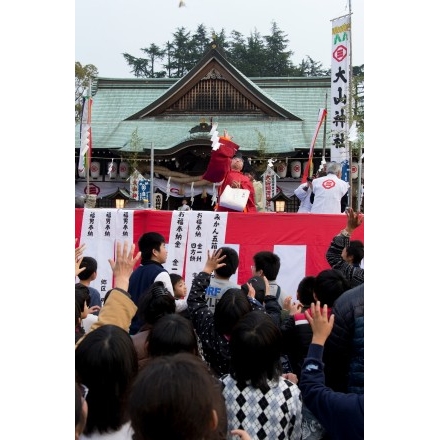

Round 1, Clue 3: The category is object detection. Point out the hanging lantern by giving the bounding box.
[290,160,301,178]
[351,162,359,179]
[119,161,129,179]
[90,161,100,178]
[276,162,287,178]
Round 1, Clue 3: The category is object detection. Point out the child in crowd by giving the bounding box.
[220,310,303,439]
[169,273,187,300]
[77,256,102,315]
[170,273,190,319]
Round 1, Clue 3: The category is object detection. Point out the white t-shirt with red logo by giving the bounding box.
[311,173,349,214]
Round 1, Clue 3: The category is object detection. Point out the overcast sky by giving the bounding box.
[75,0,364,78]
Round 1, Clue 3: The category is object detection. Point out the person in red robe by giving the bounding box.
[216,151,256,212]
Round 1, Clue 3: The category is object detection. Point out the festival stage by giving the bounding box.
[75,209,364,300]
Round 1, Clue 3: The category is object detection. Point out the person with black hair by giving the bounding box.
[220,310,303,439]
[206,246,240,313]
[128,231,187,335]
[77,256,101,314]
[169,273,191,319]
[75,380,88,440]
[187,249,269,377]
[326,207,364,287]
[244,168,265,212]
[146,313,199,358]
[75,284,98,341]
[128,353,249,440]
[76,325,138,439]
[131,281,177,370]
[251,250,288,308]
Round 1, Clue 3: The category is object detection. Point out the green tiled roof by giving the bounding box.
[76,52,331,157]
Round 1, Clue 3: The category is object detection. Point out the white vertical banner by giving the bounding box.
[79,208,134,299]
[184,211,228,288]
[164,210,191,277]
[330,14,351,181]
[274,244,307,302]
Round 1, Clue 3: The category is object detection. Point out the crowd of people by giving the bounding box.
[75,207,364,439]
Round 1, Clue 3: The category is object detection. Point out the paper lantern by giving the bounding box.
[277,162,287,178]
[119,161,129,179]
[90,161,100,178]
[351,162,359,179]
[290,160,301,178]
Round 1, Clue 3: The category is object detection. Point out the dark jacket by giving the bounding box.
[324,284,364,394]
[128,261,168,335]
[280,308,332,379]
[187,271,266,377]
[300,343,364,440]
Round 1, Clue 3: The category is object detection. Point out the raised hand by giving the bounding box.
[108,241,141,291]
[202,248,226,274]
[305,301,335,346]
[345,208,364,233]
[75,240,86,277]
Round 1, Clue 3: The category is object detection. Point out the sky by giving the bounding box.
[75,0,364,78]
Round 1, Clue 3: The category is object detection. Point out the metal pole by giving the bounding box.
[322,93,328,167]
[150,142,154,208]
[347,0,353,208]
[86,79,92,198]
[357,154,363,211]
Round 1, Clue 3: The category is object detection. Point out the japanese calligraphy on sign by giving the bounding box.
[330,14,351,181]
[79,208,134,300]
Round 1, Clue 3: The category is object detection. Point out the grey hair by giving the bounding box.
[326,162,342,175]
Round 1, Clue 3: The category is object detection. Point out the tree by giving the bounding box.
[75,62,98,123]
[140,43,166,78]
[352,64,364,136]
[191,24,211,60]
[122,52,150,78]
[296,56,330,77]
[263,22,295,76]
[121,23,333,79]
[164,27,193,77]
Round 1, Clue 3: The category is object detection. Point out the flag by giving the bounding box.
[301,108,327,183]
[78,93,93,174]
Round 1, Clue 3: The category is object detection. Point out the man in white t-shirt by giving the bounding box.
[311,162,349,214]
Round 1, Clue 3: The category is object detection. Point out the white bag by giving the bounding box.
[219,185,250,211]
